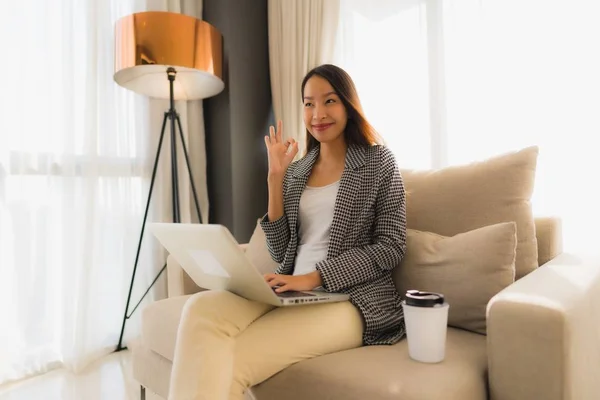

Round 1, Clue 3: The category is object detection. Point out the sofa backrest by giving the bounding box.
[534,216,563,266]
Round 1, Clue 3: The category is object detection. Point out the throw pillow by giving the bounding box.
[401,146,538,279]
[393,222,517,335]
[245,219,280,275]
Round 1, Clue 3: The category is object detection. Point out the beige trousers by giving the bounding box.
[167,290,364,400]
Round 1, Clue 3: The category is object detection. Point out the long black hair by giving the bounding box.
[301,64,383,154]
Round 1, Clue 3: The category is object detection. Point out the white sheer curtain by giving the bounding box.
[268,0,340,150]
[334,0,432,169]
[0,0,208,385]
[334,0,600,254]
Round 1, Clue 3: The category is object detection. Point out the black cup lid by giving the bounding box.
[404,290,445,307]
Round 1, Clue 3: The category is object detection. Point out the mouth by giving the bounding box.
[312,123,334,132]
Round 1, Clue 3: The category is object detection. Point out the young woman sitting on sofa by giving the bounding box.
[167,64,408,400]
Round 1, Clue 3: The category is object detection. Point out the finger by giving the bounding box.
[264,135,270,149]
[267,278,284,288]
[269,125,277,144]
[275,284,290,293]
[283,138,292,150]
[276,120,283,143]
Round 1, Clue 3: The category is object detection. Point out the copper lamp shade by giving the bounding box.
[114,11,224,100]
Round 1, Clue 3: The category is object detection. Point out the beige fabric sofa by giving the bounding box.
[131,216,600,400]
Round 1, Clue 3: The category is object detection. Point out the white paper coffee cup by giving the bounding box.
[402,290,449,363]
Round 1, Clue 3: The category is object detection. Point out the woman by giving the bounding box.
[168,64,407,400]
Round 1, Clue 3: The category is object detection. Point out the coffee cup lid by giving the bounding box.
[404,290,445,307]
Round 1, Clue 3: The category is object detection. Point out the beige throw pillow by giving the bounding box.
[393,222,517,335]
[401,146,538,279]
[245,219,279,275]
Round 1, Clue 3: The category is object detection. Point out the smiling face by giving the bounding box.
[302,75,348,146]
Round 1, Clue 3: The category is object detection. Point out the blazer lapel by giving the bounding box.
[327,144,367,259]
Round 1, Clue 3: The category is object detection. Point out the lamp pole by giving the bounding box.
[115,67,203,352]
[112,11,223,352]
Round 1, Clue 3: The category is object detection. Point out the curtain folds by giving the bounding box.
[268,0,341,151]
[0,0,208,385]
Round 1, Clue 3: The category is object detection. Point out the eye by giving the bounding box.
[325,98,336,104]
[304,102,313,107]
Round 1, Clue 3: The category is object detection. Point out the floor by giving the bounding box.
[0,351,159,400]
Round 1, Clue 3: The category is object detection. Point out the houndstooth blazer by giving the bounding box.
[260,143,407,345]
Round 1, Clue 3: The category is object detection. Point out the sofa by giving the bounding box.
[131,147,600,399]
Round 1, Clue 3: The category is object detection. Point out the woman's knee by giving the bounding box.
[180,290,273,329]
[180,290,236,321]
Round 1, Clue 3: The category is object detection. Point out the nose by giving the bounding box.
[312,103,327,120]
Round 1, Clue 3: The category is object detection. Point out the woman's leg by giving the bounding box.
[229,301,364,399]
[168,290,275,400]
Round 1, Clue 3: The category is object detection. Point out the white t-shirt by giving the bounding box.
[293,180,340,276]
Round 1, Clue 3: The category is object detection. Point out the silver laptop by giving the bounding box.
[148,223,350,307]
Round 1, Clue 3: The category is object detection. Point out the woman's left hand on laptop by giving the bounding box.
[264,271,323,293]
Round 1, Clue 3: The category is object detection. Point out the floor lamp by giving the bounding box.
[112,11,224,352]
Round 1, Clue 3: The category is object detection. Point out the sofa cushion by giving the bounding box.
[251,327,487,400]
[393,222,517,335]
[245,219,279,275]
[401,146,538,279]
[142,297,487,400]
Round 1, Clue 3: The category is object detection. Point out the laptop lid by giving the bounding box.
[147,223,282,305]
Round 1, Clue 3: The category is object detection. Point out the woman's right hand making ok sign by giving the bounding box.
[264,120,299,180]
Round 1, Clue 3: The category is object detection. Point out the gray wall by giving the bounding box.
[203,0,272,243]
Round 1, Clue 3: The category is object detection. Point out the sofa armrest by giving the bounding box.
[487,252,600,400]
[167,254,202,298]
[166,244,250,298]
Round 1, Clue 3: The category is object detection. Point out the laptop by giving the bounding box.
[147,223,350,307]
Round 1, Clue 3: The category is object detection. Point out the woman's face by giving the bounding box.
[303,75,348,145]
